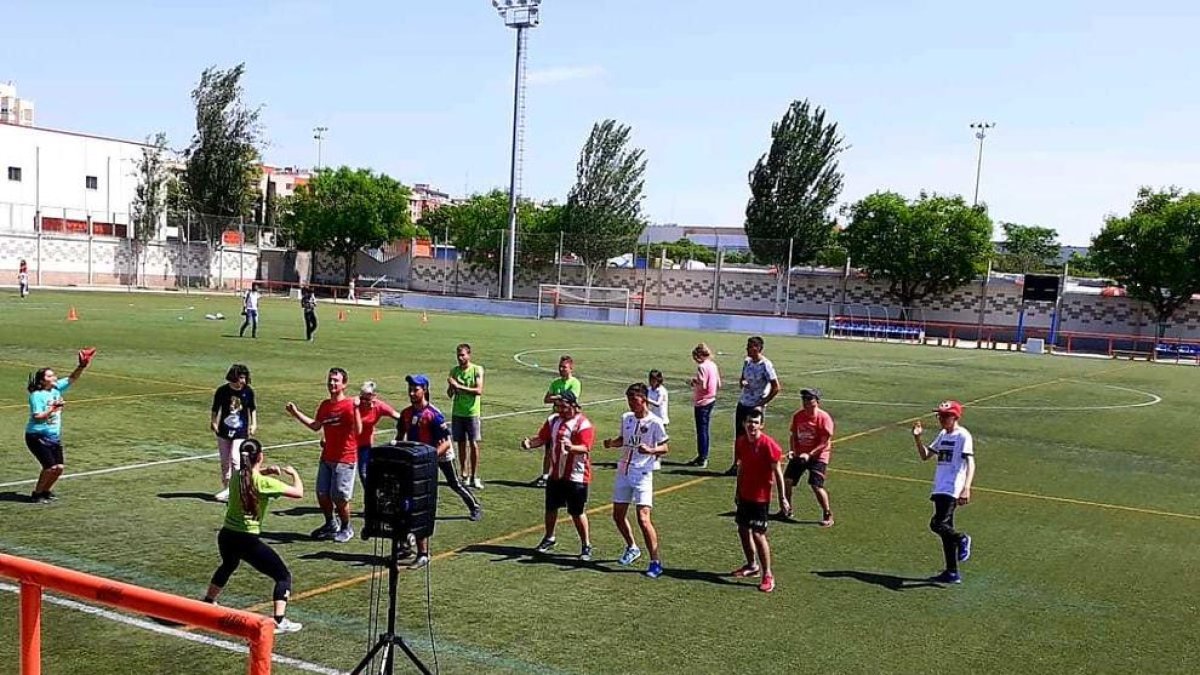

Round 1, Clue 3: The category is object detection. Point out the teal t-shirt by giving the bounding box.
[450,364,484,418]
[26,379,71,436]
[223,472,289,535]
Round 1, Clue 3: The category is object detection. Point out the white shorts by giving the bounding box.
[612,471,654,507]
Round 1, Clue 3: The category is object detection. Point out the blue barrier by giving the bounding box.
[830,321,923,340]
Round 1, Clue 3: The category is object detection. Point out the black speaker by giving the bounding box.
[1022,274,1060,302]
[362,442,438,541]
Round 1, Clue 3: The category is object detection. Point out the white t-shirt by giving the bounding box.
[739,356,778,407]
[647,385,669,426]
[617,411,669,475]
[244,290,261,312]
[930,427,974,498]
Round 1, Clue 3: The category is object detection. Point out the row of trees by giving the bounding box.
[737,99,1200,330]
[130,64,1200,329]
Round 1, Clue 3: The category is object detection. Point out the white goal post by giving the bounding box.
[537,284,638,326]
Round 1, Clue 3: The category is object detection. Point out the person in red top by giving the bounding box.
[353,380,401,486]
[520,390,596,560]
[782,388,836,527]
[285,367,362,544]
[732,407,788,593]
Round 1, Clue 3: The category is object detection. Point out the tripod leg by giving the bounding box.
[394,636,432,675]
[348,638,391,675]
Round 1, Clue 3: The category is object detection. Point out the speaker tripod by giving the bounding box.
[350,536,431,675]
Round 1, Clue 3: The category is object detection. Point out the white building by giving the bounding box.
[0,123,152,236]
[0,82,36,126]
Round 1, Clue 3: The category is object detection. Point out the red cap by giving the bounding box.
[933,400,963,418]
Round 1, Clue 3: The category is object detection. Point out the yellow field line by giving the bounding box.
[253,476,712,611]
[833,468,1200,521]
[251,366,1132,611]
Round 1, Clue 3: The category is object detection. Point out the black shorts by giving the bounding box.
[545,479,588,516]
[25,433,64,469]
[784,458,828,487]
[735,501,770,533]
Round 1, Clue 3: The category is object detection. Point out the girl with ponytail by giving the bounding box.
[203,439,307,634]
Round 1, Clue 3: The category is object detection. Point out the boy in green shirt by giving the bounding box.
[534,355,582,487]
[447,343,486,489]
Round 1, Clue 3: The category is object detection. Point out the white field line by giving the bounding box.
[0,582,344,675]
[788,383,1163,412]
[0,402,627,490]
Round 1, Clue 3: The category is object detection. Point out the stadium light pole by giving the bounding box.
[313,126,329,171]
[970,122,995,207]
[493,0,540,300]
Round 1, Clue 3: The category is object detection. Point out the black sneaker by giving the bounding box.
[580,545,594,561]
[29,492,50,504]
[532,475,548,488]
[535,537,556,553]
[43,491,59,502]
[724,465,738,477]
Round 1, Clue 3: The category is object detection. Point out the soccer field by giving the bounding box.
[1,291,1197,674]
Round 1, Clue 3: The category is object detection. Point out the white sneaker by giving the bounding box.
[471,477,484,490]
[215,488,229,503]
[617,546,642,566]
[409,554,430,570]
[274,617,303,634]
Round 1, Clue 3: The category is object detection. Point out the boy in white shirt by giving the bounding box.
[646,370,669,427]
[911,400,975,584]
[239,284,261,338]
[603,383,670,578]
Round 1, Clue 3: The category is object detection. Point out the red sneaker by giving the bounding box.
[758,575,776,593]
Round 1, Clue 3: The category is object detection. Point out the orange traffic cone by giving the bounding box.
[372,308,382,322]
[420,311,428,325]
[338,310,346,322]
[66,307,79,322]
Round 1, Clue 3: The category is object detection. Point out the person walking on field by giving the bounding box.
[911,400,976,585]
[240,284,261,338]
[25,348,94,503]
[447,343,485,489]
[727,336,780,476]
[301,287,318,341]
[686,343,721,468]
[211,364,258,503]
[731,407,788,593]
[782,388,835,527]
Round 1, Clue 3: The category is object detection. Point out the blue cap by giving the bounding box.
[405,374,430,389]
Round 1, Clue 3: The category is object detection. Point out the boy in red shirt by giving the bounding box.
[783,388,835,527]
[732,407,788,593]
[285,367,362,543]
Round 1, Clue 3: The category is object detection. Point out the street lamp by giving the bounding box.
[969,121,995,207]
[492,0,540,300]
[313,126,329,171]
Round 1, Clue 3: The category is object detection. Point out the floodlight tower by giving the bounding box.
[969,121,995,207]
[313,126,329,170]
[493,0,540,300]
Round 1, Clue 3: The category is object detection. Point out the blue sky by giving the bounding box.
[5,0,1199,244]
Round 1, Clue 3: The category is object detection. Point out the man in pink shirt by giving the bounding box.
[685,343,721,469]
[783,388,835,527]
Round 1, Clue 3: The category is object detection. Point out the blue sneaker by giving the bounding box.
[617,546,642,566]
[645,561,663,579]
[958,534,972,563]
[930,571,962,584]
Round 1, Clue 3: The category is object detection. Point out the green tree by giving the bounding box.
[1090,187,1200,333]
[420,190,562,266]
[282,167,415,284]
[841,191,993,308]
[183,64,262,238]
[562,119,648,287]
[997,222,1060,273]
[656,238,716,266]
[745,99,845,281]
[130,132,170,285]
[1065,251,1099,277]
